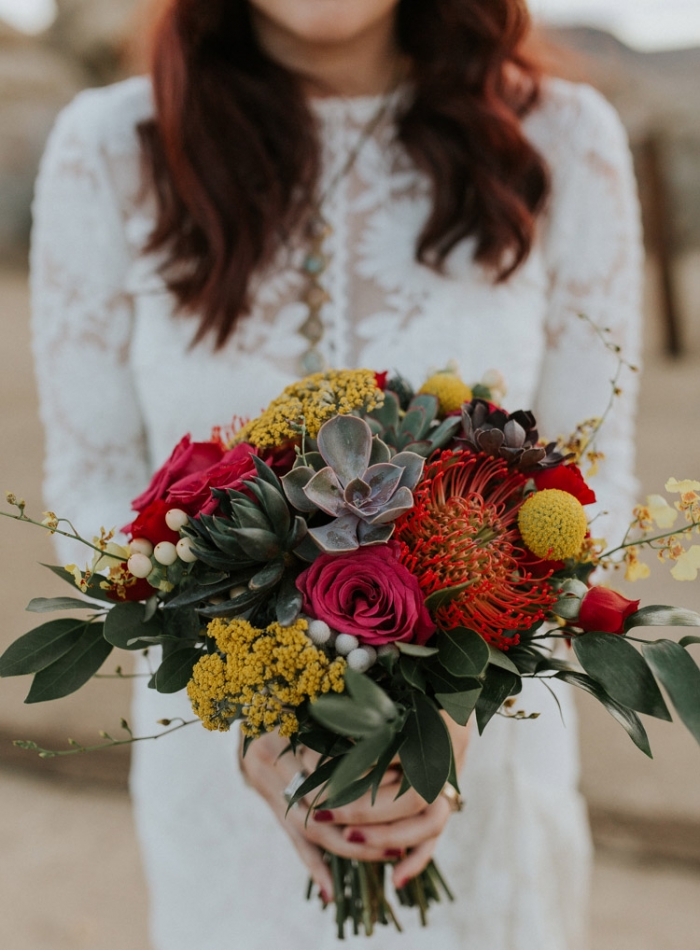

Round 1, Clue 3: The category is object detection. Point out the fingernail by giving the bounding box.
[347,830,366,844]
[395,878,408,890]
[314,810,334,823]
[384,848,403,859]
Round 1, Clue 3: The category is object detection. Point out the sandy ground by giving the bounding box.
[1,258,700,948]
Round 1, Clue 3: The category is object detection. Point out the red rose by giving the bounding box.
[533,464,596,506]
[578,587,640,635]
[166,442,260,516]
[296,542,435,647]
[131,435,224,513]
[127,499,180,545]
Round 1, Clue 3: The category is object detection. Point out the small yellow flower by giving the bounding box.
[419,369,472,415]
[518,489,588,561]
[41,511,59,532]
[65,563,89,593]
[645,494,679,529]
[91,540,130,573]
[665,478,700,494]
[670,545,700,581]
[623,546,651,582]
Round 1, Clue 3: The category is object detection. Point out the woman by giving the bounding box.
[30,0,642,948]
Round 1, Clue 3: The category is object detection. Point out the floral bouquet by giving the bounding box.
[3,361,700,938]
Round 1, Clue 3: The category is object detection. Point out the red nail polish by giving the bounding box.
[320,889,330,904]
[395,878,407,891]
[384,848,403,859]
[314,810,334,823]
[347,830,366,844]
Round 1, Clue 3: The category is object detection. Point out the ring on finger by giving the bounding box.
[440,784,464,813]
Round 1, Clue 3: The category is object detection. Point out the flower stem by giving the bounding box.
[13,718,197,758]
[0,510,124,561]
[602,522,700,559]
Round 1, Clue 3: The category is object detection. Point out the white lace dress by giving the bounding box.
[31,74,642,950]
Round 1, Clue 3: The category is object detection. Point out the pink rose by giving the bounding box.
[131,435,224,512]
[297,542,435,647]
[166,442,260,516]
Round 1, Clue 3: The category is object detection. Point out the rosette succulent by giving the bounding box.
[459,399,568,472]
[282,415,424,553]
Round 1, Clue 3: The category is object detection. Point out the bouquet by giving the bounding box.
[3,360,700,938]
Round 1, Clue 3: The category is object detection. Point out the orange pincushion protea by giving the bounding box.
[395,451,557,650]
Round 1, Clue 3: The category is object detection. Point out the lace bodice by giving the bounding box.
[30,75,643,950]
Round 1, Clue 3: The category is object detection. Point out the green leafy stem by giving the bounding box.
[12,716,197,759]
[1,502,123,562]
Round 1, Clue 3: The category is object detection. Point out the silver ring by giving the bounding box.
[283,769,309,805]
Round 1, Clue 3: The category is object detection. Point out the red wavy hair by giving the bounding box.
[138,0,550,347]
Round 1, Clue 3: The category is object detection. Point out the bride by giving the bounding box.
[30,0,642,947]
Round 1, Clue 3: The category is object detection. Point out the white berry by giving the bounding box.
[154,541,178,566]
[347,646,377,673]
[335,633,359,656]
[165,508,190,531]
[129,537,153,557]
[307,620,332,645]
[127,553,153,579]
[176,537,198,563]
[377,644,400,659]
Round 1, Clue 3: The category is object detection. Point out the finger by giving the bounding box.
[392,837,439,890]
[311,783,426,827]
[285,806,391,862]
[340,797,451,852]
[284,823,335,901]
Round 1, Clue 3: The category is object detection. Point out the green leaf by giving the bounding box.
[104,601,163,651]
[488,645,520,675]
[399,694,452,803]
[41,564,114,603]
[325,726,395,801]
[249,557,286,591]
[344,668,397,721]
[162,576,244,610]
[248,479,291,541]
[309,695,385,737]
[0,619,88,677]
[424,582,473,612]
[425,659,481,695]
[435,688,481,727]
[287,757,338,810]
[643,640,700,747]
[395,642,439,658]
[231,527,281,561]
[680,636,700,649]
[153,648,202,694]
[275,574,303,627]
[438,628,489,679]
[556,670,652,757]
[26,596,96,613]
[625,605,700,630]
[573,632,671,721]
[25,624,111,703]
[399,656,426,692]
[475,667,519,734]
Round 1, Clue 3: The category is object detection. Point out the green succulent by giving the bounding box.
[365,391,462,457]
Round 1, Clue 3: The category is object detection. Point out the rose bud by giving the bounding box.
[554,578,589,622]
[578,587,640,635]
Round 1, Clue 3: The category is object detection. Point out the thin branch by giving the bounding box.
[13,718,197,759]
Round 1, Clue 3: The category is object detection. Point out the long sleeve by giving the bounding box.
[30,90,150,564]
[532,83,644,549]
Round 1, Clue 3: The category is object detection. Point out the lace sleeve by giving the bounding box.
[532,84,644,548]
[30,92,149,564]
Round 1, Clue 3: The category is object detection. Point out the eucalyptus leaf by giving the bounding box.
[0,619,88,677]
[643,640,700,747]
[475,668,519,733]
[395,642,439,658]
[287,757,338,810]
[399,655,427,692]
[325,726,395,801]
[26,596,96,613]
[104,601,163,651]
[424,582,473,612]
[556,670,652,757]
[25,624,111,703]
[438,628,489,679]
[436,688,481,727]
[153,648,202,694]
[344,668,397,721]
[399,694,452,804]
[488,645,520,676]
[573,632,671,720]
[309,694,385,737]
[625,605,700,630]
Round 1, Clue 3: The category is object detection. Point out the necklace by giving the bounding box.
[297,81,401,376]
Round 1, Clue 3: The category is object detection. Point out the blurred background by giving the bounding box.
[0,1,699,948]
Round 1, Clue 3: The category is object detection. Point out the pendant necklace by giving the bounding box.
[297,76,402,376]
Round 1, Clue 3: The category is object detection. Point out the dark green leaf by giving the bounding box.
[643,640,700,747]
[248,479,291,541]
[287,757,338,809]
[556,670,652,757]
[309,695,385,737]
[425,658,481,695]
[399,656,426,692]
[399,694,452,803]
[251,454,284,492]
[285,516,309,551]
[325,726,395,801]
[26,596,96,613]
[104,602,163,651]
[276,575,303,627]
[153,648,202,694]
[424,581,473,612]
[231,527,281,561]
[0,619,87,677]
[25,624,111,703]
[438,628,489,679]
[370,733,404,804]
[344,668,397,721]
[198,588,263,618]
[436,688,481,727]
[163,575,250,610]
[163,607,201,642]
[573,632,671,720]
[626,605,700,630]
[488,645,520,676]
[249,557,286,591]
[680,636,700,649]
[475,667,519,733]
[369,391,400,430]
[395,642,439,658]
[41,564,114,603]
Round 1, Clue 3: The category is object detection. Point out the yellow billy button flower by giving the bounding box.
[518,489,588,561]
[419,369,473,415]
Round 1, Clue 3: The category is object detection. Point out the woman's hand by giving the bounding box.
[239,716,469,898]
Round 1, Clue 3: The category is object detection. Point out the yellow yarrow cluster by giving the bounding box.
[419,370,473,415]
[187,617,346,737]
[234,370,383,449]
[518,489,588,561]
